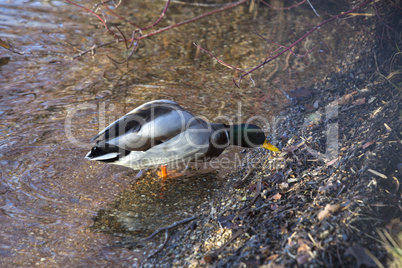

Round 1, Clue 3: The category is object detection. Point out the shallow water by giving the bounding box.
[0,0,359,266]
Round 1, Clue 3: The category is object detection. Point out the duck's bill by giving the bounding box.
[262,140,280,152]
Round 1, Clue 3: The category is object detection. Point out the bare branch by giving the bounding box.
[140,0,171,31]
[372,0,395,32]
[66,0,248,60]
[193,43,246,73]
[63,0,119,39]
[0,38,27,55]
[135,0,248,41]
[72,40,117,60]
[140,214,199,242]
[107,40,138,64]
[101,1,141,29]
[237,0,374,85]
[259,0,307,10]
[147,229,169,259]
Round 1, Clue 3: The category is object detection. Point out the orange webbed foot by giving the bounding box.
[157,165,168,180]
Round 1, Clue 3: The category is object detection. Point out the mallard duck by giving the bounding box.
[85,100,279,176]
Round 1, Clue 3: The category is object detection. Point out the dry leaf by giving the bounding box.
[304,104,315,111]
[317,204,342,222]
[352,97,366,105]
[362,140,375,149]
[285,87,312,99]
[326,157,339,166]
[265,254,279,261]
[283,145,298,153]
[297,238,312,253]
[203,253,217,264]
[271,193,282,200]
[338,91,357,105]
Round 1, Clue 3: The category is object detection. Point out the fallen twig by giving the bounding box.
[140,214,199,242]
[260,0,307,11]
[64,0,119,39]
[136,0,247,40]
[250,180,262,204]
[235,0,373,86]
[147,229,170,259]
[72,40,117,59]
[367,168,387,179]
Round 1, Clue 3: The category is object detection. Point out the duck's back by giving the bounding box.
[94,100,195,150]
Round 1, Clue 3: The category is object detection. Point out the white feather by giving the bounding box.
[86,152,120,161]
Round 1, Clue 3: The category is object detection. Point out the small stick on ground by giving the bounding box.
[147,229,169,259]
[140,214,199,242]
[250,180,262,204]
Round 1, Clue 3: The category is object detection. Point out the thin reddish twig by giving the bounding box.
[235,0,374,86]
[102,2,141,29]
[72,40,116,59]
[133,0,248,41]
[259,0,306,10]
[66,0,248,55]
[110,23,128,47]
[127,31,137,50]
[140,0,171,31]
[100,0,170,34]
[252,30,292,53]
[386,0,402,10]
[372,0,394,32]
[193,43,246,73]
[107,29,139,64]
[64,0,118,38]
[107,40,138,64]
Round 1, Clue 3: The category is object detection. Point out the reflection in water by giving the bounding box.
[92,171,222,240]
[0,0,357,266]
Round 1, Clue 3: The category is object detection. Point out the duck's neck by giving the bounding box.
[226,123,267,148]
[226,124,250,147]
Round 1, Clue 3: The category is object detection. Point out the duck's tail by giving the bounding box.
[85,141,129,163]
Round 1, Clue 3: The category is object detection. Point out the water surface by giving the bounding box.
[0,0,358,265]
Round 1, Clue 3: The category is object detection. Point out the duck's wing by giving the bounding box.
[90,100,195,151]
[91,100,177,141]
[113,123,230,169]
[113,125,214,169]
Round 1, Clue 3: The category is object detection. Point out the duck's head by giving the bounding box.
[228,123,280,152]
